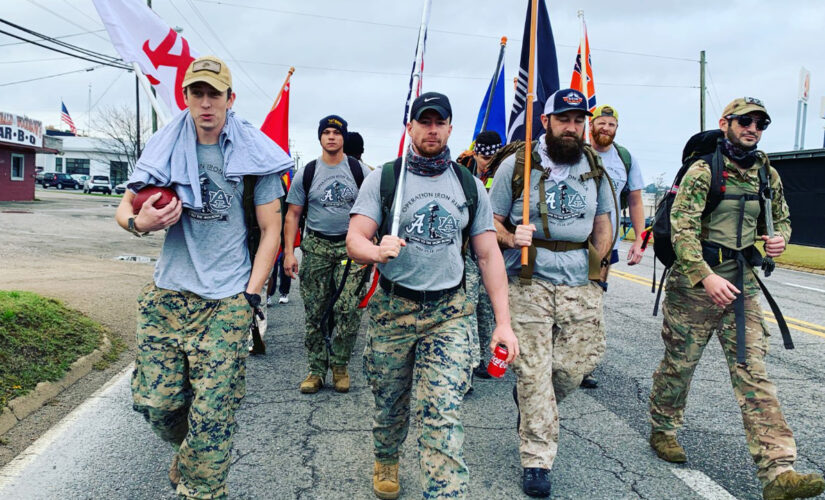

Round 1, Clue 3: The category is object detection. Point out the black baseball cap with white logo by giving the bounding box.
[410,92,452,121]
[543,88,592,116]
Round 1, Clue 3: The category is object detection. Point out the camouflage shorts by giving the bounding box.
[131,283,251,499]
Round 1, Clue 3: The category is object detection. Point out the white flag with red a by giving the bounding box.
[93,0,198,114]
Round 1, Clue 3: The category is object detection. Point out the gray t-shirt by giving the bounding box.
[600,145,644,251]
[286,157,371,235]
[489,143,612,286]
[351,165,495,291]
[154,143,284,299]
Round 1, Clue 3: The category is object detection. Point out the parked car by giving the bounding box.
[42,173,80,190]
[35,171,47,185]
[84,175,112,195]
[114,182,127,195]
[71,174,90,187]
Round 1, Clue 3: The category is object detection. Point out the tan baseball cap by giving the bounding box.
[722,97,770,120]
[181,55,232,92]
[591,104,619,121]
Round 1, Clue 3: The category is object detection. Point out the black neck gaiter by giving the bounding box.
[722,139,758,169]
[406,146,452,177]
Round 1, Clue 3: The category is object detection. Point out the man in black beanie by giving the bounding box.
[283,114,372,394]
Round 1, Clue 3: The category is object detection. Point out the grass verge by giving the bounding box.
[0,291,105,407]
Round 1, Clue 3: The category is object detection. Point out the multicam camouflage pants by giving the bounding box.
[464,253,496,368]
[363,288,474,499]
[509,278,605,469]
[298,233,368,376]
[131,284,251,499]
[649,271,796,485]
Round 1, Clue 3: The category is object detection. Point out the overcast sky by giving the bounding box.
[2,0,824,182]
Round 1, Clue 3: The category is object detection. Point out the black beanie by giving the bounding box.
[318,115,348,139]
[344,131,364,157]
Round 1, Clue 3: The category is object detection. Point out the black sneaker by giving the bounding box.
[580,373,598,389]
[522,467,551,497]
[473,364,492,379]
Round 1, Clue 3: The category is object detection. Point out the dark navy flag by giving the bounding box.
[506,0,560,143]
[472,62,507,145]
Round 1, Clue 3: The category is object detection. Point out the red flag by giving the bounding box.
[261,81,290,153]
[569,22,596,112]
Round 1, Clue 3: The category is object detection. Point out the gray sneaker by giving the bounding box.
[278,294,289,304]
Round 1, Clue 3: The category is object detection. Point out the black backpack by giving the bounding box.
[243,175,261,258]
[650,130,727,269]
[295,155,365,232]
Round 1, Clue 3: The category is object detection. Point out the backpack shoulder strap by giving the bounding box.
[451,161,478,248]
[302,160,317,195]
[700,148,725,219]
[378,158,403,237]
[613,142,632,175]
[511,140,542,203]
[581,143,607,187]
[346,155,365,188]
[243,175,260,257]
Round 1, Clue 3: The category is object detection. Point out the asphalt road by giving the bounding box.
[1,190,824,499]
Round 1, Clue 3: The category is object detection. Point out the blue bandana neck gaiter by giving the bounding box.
[406,146,452,177]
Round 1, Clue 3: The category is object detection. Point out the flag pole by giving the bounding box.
[391,0,432,236]
[479,36,508,135]
[132,62,170,126]
[577,10,590,141]
[521,0,538,266]
[270,67,295,111]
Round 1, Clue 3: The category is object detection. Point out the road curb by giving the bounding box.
[0,334,111,436]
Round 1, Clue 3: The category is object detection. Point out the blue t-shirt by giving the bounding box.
[153,143,283,299]
[488,143,612,286]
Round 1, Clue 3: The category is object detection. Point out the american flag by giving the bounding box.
[61,101,77,135]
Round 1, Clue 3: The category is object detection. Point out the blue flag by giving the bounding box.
[507,0,559,143]
[472,63,507,144]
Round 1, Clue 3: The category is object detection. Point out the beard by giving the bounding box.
[591,129,615,148]
[725,126,757,150]
[545,130,585,165]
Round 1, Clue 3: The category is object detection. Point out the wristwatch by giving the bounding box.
[127,217,148,237]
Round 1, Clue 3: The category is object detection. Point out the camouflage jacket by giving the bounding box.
[670,154,791,286]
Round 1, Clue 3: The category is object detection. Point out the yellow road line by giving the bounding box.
[611,270,825,339]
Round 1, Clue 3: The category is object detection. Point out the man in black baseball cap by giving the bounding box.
[409,91,452,121]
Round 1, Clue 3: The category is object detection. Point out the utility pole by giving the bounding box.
[87,83,91,136]
[699,50,706,132]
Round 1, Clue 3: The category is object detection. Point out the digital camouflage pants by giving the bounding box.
[509,278,605,469]
[464,253,496,368]
[649,271,796,485]
[298,233,368,376]
[131,284,251,499]
[363,288,474,499]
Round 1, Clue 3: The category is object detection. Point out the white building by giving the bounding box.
[36,135,130,186]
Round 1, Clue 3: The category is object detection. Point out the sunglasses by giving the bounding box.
[726,114,771,131]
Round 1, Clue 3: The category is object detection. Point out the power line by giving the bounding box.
[183,0,273,100]
[0,56,72,64]
[0,28,130,70]
[0,28,107,48]
[0,19,123,64]
[92,70,127,108]
[0,65,106,87]
[191,0,697,63]
[25,0,110,43]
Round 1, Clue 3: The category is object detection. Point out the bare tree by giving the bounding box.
[93,105,152,176]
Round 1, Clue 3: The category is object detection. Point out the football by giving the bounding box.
[132,185,178,215]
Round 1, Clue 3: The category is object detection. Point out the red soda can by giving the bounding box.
[487,344,509,378]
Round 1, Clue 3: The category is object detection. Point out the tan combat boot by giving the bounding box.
[299,374,323,394]
[373,461,400,500]
[649,431,687,463]
[763,470,825,500]
[168,453,181,486]
[332,365,350,393]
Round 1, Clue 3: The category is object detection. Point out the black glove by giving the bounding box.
[243,292,264,319]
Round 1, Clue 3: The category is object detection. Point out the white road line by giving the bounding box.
[0,363,133,492]
[670,468,738,500]
[783,282,825,293]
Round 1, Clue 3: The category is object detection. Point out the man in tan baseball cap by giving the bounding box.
[182,55,233,93]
